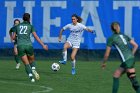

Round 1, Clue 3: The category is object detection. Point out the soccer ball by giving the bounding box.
[51,63,60,71]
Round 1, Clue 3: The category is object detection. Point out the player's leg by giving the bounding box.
[71,48,78,75]
[59,42,71,64]
[26,45,40,80]
[126,68,140,93]
[21,55,35,82]
[18,45,35,82]
[125,58,140,93]
[112,67,125,93]
[14,44,20,69]
[28,55,40,80]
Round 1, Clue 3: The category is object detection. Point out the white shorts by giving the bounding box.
[66,40,80,48]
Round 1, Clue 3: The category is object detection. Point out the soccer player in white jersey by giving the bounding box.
[58,14,95,75]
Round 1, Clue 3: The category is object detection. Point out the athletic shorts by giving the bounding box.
[120,58,135,69]
[66,40,80,48]
[17,45,34,57]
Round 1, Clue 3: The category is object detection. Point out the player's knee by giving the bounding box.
[14,51,18,55]
[113,71,121,78]
[63,47,68,51]
[127,72,136,78]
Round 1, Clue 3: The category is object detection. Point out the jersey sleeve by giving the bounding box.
[31,25,36,32]
[9,28,13,33]
[12,26,17,33]
[63,24,70,30]
[80,24,87,30]
[107,37,113,47]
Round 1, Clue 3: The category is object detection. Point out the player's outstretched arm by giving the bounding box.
[85,28,96,34]
[58,28,64,42]
[101,46,111,69]
[32,32,48,51]
[130,40,138,55]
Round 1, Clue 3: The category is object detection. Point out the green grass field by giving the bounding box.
[0,59,140,93]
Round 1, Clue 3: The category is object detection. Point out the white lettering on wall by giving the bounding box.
[113,1,140,39]
[41,1,66,43]
[81,1,106,43]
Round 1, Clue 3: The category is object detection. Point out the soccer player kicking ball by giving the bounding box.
[13,13,48,82]
[9,19,21,69]
[58,14,95,75]
[101,22,140,93]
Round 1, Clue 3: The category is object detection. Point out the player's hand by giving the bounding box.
[91,30,96,34]
[58,37,62,42]
[43,45,48,51]
[101,63,106,69]
[10,37,14,43]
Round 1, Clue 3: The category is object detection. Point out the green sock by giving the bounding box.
[112,77,119,93]
[129,76,140,93]
[25,64,32,74]
[25,64,33,79]
[14,55,20,64]
[30,61,36,70]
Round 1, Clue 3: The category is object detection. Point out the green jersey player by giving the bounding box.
[13,13,48,82]
[9,19,21,69]
[102,22,140,93]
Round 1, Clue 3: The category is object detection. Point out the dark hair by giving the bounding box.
[23,13,30,22]
[14,19,20,24]
[72,14,82,23]
[111,22,120,32]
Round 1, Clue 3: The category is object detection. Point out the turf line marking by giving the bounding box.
[0,80,53,93]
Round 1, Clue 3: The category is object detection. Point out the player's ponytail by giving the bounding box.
[72,14,83,23]
[23,13,30,23]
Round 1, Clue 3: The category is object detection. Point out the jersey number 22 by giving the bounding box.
[19,26,27,34]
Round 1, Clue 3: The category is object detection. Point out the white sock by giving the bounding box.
[71,60,76,69]
[32,67,36,70]
[29,73,33,78]
[63,50,67,61]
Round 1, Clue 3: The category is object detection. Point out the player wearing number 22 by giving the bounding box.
[102,22,140,93]
[13,13,48,82]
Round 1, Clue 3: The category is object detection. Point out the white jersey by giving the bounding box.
[63,23,87,48]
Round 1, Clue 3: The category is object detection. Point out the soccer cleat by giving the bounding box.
[16,63,20,69]
[71,68,76,75]
[31,78,35,83]
[59,60,66,64]
[32,70,40,80]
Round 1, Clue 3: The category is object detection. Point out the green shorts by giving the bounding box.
[17,45,34,57]
[120,58,135,69]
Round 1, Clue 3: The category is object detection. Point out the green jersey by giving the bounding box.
[9,26,17,44]
[14,21,35,46]
[9,26,15,33]
[107,33,134,62]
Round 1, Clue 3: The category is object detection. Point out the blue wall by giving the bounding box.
[0,0,140,49]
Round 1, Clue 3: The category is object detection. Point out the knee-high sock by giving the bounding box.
[71,60,76,69]
[25,64,33,79]
[63,50,67,61]
[14,55,20,64]
[30,61,36,70]
[112,77,119,93]
[129,76,140,93]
